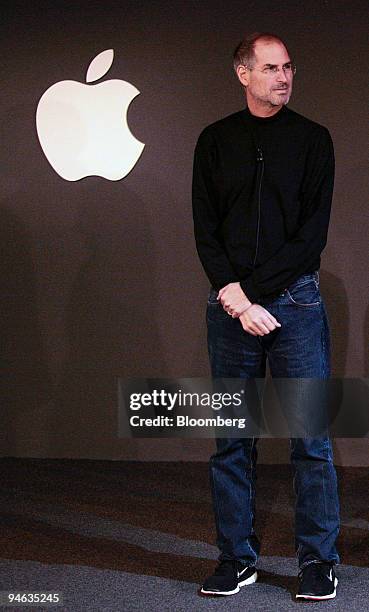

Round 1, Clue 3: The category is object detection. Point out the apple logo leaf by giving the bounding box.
[86,49,114,83]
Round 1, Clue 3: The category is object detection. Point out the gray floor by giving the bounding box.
[0,556,367,612]
[1,459,367,611]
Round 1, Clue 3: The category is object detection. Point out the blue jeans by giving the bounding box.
[207,272,340,569]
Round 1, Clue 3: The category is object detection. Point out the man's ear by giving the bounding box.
[236,65,249,88]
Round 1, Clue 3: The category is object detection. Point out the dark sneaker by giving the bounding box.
[296,562,338,600]
[201,560,257,596]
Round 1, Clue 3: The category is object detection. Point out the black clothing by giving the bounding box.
[192,105,335,302]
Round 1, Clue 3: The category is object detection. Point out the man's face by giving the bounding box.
[243,41,294,107]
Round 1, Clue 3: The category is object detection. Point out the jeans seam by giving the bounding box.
[247,439,255,536]
[245,438,258,563]
[321,304,330,378]
[209,457,222,554]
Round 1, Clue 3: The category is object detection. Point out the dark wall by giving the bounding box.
[1,0,368,460]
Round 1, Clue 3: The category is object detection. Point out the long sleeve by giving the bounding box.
[192,128,239,288]
[240,127,335,301]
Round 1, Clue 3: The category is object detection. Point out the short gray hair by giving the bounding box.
[233,32,290,72]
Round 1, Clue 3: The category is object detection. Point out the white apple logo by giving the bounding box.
[36,49,145,181]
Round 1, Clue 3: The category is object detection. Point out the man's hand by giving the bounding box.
[218,282,251,317]
[239,304,281,336]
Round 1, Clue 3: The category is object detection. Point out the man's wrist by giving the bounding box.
[241,290,252,311]
[239,285,252,308]
[239,300,253,315]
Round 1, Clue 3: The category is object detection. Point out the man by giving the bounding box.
[192,32,340,601]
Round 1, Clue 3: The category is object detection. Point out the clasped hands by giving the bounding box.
[217,282,281,336]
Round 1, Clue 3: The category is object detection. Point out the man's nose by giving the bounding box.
[276,68,288,82]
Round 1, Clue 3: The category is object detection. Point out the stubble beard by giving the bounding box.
[269,88,291,106]
[248,84,292,109]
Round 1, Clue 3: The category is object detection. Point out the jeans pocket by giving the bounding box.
[286,279,321,307]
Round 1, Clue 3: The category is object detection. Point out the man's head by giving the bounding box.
[233,33,295,111]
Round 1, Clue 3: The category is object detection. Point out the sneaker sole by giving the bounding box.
[201,571,258,596]
[296,577,338,600]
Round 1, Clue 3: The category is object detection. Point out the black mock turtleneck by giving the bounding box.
[192,105,334,302]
